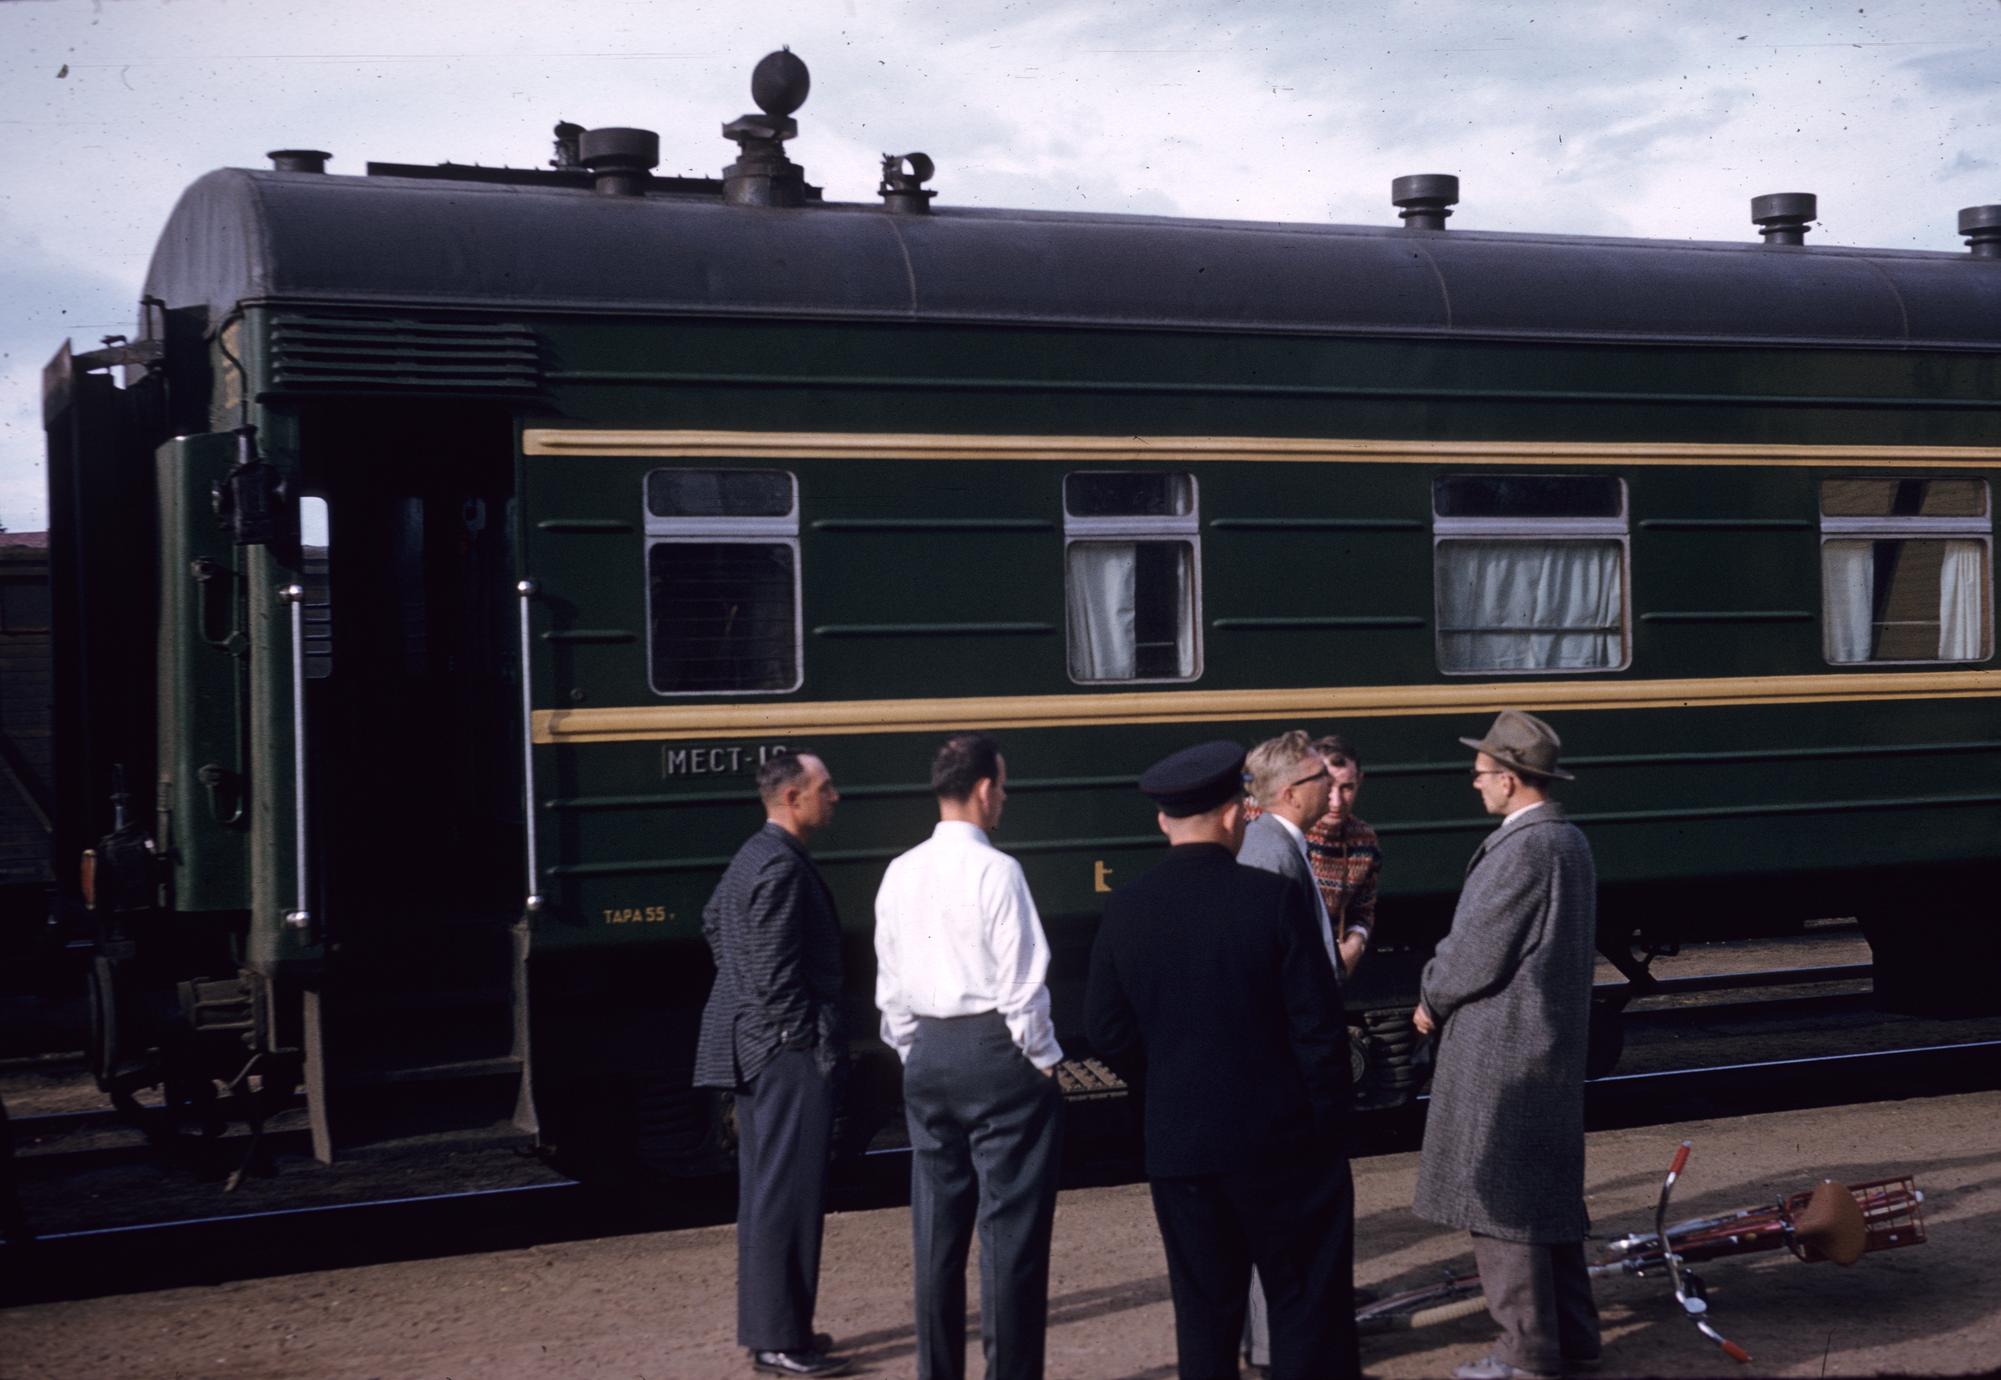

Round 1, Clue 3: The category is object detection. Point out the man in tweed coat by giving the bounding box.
[1412,711,1601,1380]
[695,750,851,1378]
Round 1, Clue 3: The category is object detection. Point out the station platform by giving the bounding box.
[4,1086,1996,1378]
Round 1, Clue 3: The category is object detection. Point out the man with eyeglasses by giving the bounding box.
[1238,731,1341,976]
[1234,730,1352,1374]
[1411,710,1602,1380]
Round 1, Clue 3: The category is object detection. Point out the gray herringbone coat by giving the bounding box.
[1412,803,1597,1243]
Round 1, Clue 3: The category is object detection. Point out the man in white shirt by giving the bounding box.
[875,732,1063,1380]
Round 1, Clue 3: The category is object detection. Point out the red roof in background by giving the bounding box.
[0,533,48,549]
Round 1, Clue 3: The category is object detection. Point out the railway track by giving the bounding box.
[5,1027,1997,1308]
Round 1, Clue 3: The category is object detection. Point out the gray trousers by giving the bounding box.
[903,1012,1064,1380]
[1470,1234,1602,1374]
[734,1046,838,1351]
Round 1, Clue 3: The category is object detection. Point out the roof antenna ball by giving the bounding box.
[723,48,811,207]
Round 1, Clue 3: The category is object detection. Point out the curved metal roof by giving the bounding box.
[143,166,2001,350]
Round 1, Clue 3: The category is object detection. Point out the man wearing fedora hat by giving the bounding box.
[1411,710,1602,1380]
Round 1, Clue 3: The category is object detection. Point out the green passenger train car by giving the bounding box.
[40,54,2001,1173]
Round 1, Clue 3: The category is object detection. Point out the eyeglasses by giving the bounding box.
[1470,769,1512,781]
[1289,766,1331,789]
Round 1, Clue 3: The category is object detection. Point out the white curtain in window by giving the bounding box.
[1821,541,1876,663]
[1436,540,1623,671]
[1066,542,1137,679]
[1938,539,1985,660]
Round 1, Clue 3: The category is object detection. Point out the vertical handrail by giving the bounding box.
[516,580,545,916]
[278,584,311,931]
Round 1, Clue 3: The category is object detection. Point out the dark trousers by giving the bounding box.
[734,1047,838,1351]
[1470,1234,1602,1374]
[903,1012,1064,1380]
[1149,1155,1358,1380]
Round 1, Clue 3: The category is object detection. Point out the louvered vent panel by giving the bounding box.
[269,316,541,394]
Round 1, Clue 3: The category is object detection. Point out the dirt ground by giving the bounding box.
[3,1085,1994,1379]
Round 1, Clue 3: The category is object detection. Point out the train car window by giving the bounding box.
[1065,472,1196,518]
[1432,475,1629,674]
[1063,471,1200,682]
[645,469,802,695]
[299,495,333,680]
[647,469,794,518]
[1820,478,1990,664]
[1433,474,1623,520]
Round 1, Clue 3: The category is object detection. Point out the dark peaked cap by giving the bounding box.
[1139,740,1247,817]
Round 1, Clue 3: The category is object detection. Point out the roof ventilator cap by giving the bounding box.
[550,121,585,171]
[722,48,811,207]
[1392,174,1459,230]
[1752,192,1816,246]
[579,127,659,196]
[1959,204,2001,258]
[267,149,331,174]
[879,153,936,214]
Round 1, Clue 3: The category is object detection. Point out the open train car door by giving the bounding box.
[291,400,532,1158]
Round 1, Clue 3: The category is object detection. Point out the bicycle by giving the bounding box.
[1357,1141,1928,1364]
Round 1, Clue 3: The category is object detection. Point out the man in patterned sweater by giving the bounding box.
[1306,734,1381,980]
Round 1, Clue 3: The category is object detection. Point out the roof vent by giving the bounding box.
[1960,204,2001,259]
[879,153,936,215]
[1392,174,1459,231]
[550,122,584,171]
[722,48,811,208]
[1752,192,1816,246]
[267,149,331,174]
[579,127,659,197]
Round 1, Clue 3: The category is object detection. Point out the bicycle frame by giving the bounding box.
[1356,1140,1928,1366]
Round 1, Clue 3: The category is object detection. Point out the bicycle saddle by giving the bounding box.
[1792,1180,1868,1265]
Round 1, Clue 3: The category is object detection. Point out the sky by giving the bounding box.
[1,0,1995,532]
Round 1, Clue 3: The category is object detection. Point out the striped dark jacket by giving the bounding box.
[693,822,845,1089]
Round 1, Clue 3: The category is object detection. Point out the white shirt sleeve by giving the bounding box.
[983,855,1064,1069]
[873,859,919,1063]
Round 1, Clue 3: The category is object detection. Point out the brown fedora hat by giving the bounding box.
[1458,709,1574,782]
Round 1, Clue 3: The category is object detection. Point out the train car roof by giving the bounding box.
[142,166,2001,351]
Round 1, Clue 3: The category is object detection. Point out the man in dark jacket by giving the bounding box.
[1086,740,1358,1380]
[1412,711,1601,1380]
[695,750,851,1378]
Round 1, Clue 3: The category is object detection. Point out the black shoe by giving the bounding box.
[746,1336,835,1361]
[751,1349,851,1377]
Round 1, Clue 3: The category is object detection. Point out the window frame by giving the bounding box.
[642,468,804,697]
[1818,476,1992,667]
[1430,475,1633,677]
[1061,470,1203,685]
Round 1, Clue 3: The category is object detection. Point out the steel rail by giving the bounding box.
[3,1035,1995,1308]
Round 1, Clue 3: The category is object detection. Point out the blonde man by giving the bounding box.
[1238,730,1339,973]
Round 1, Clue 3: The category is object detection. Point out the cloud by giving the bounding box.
[2,0,1997,530]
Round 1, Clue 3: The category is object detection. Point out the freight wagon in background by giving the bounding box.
[36,50,2001,1180]
[0,534,56,1050]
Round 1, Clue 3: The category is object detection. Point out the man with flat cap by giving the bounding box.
[1412,710,1602,1380]
[1086,741,1359,1380]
